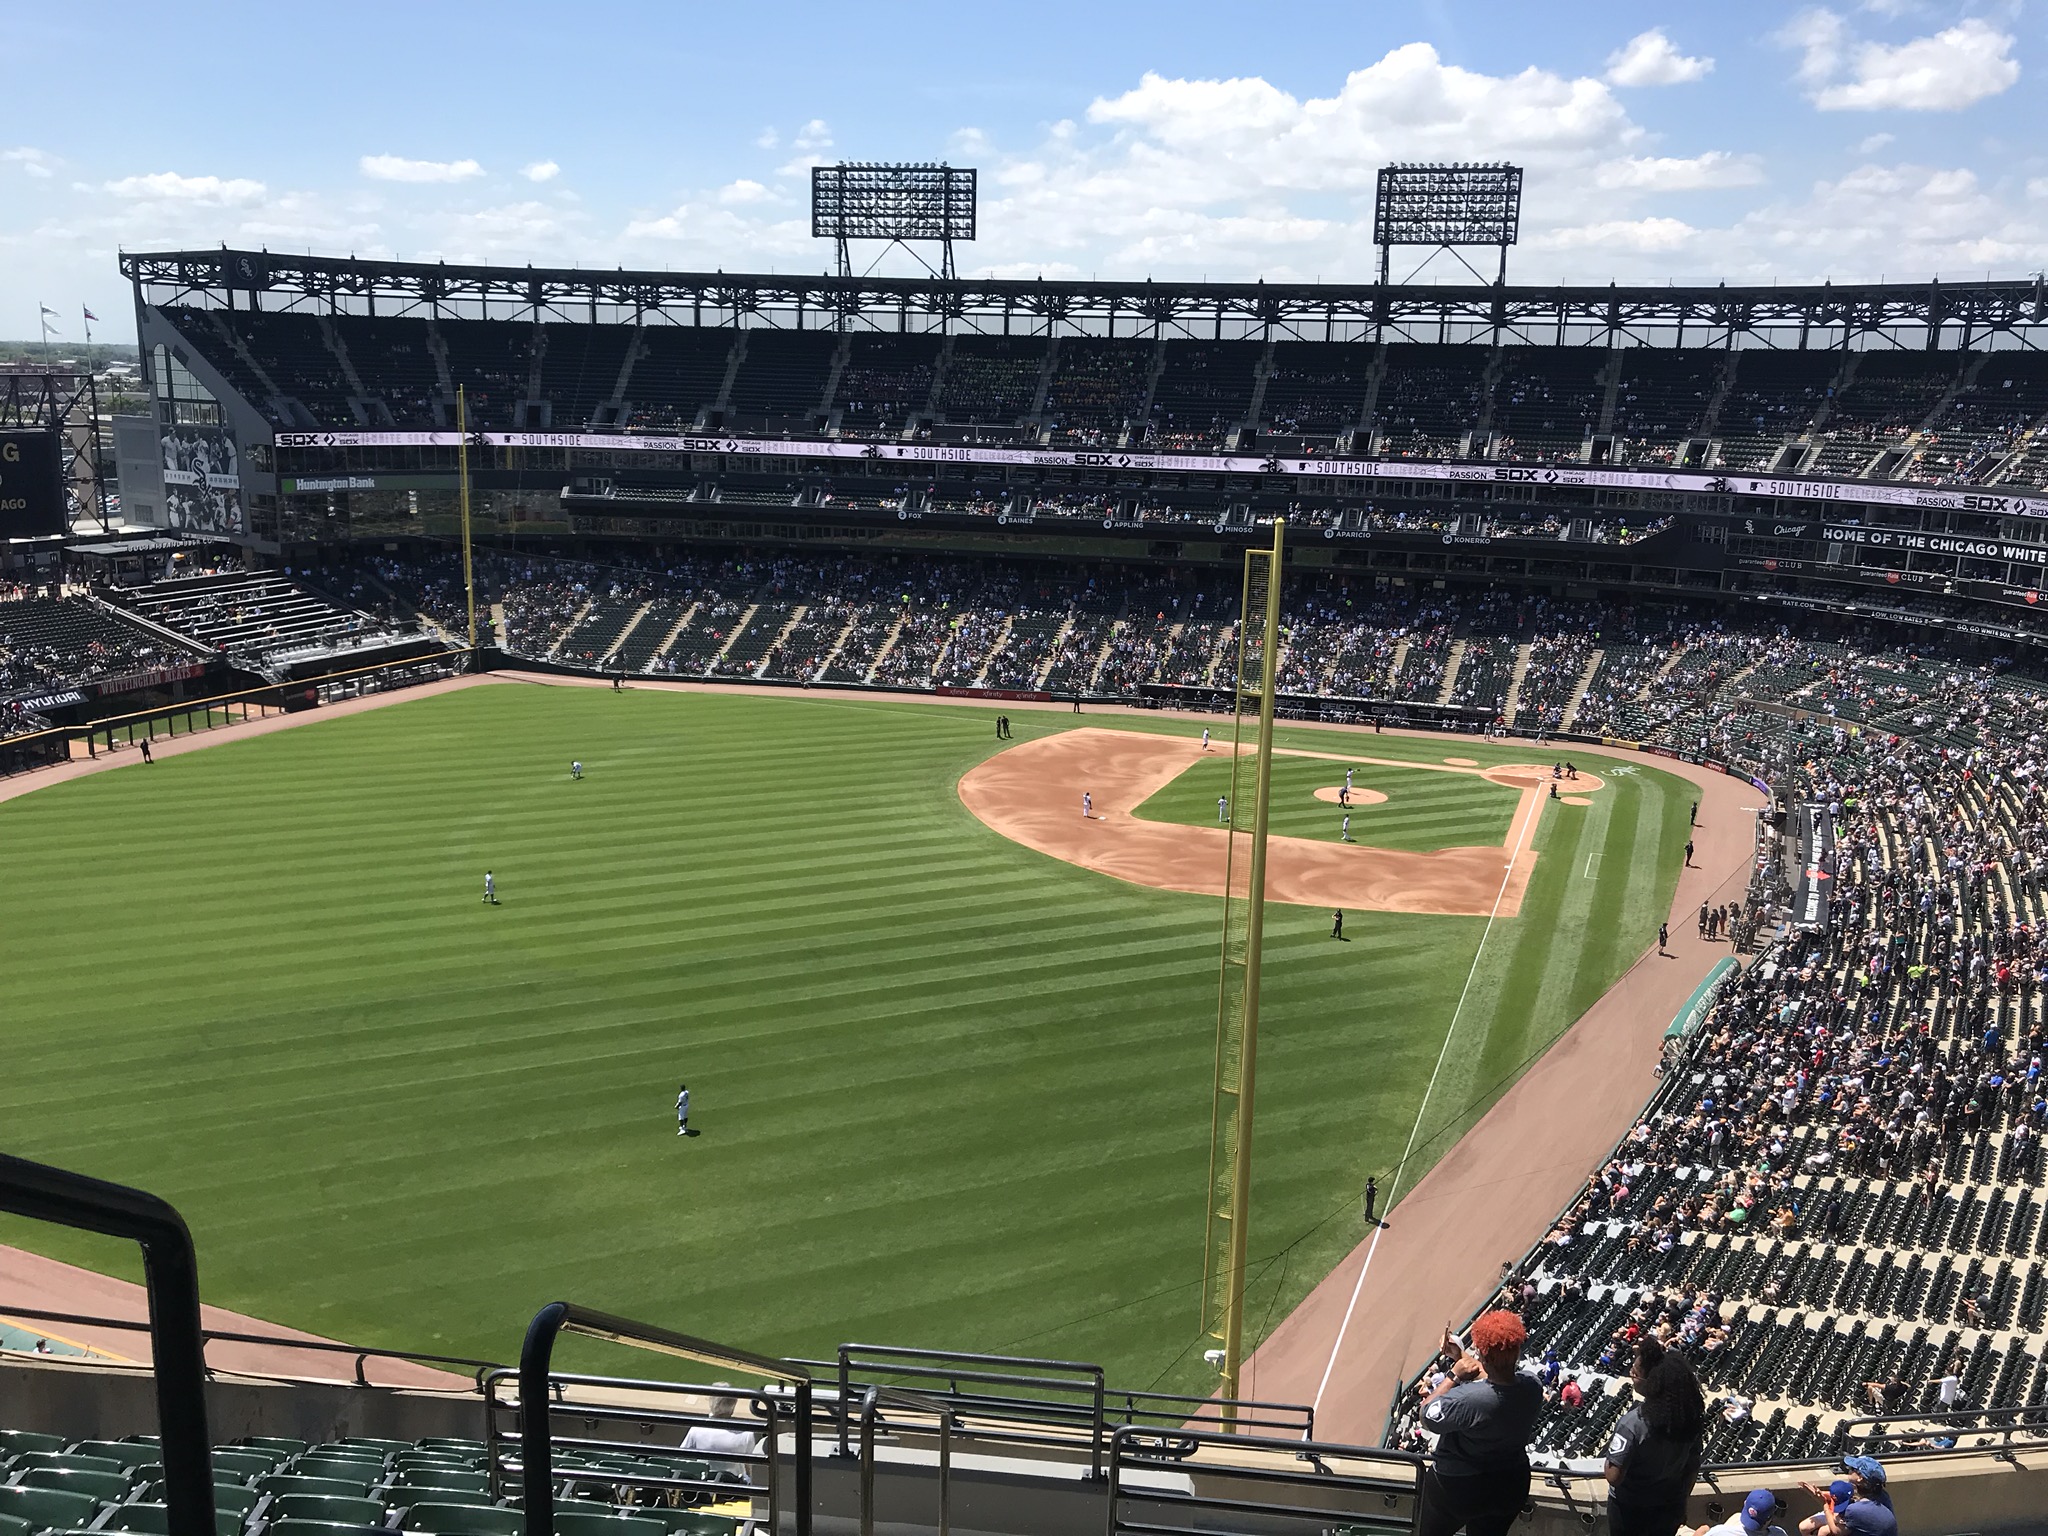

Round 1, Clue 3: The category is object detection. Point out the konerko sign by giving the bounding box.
[270,430,2048,519]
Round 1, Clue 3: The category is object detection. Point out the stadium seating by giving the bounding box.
[115,574,392,663]
[151,304,2048,488]
[0,1429,751,1536]
[0,596,195,694]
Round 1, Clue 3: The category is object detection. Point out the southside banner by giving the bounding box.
[1791,804,1838,932]
[270,429,2048,520]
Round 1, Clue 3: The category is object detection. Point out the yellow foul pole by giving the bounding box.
[458,385,477,650]
[1201,516,1285,1421]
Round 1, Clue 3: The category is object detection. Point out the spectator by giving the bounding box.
[1605,1338,1708,1536]
[1695,1489,1790,1536]
[1416,1309,1541,1536]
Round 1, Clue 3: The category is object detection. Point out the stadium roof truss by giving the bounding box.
[121,249,2048,352]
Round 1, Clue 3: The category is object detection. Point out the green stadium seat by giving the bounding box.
[549,1514,664,1536]
[378,1489,493,1511]
[15,1469,131,1504]
[654,1518,738,1536]
[268,1495,386,1528]
[0,1513,27,1536]
[0,1484,103,1533]
[266,1523,390,1536]
[7,1455,121,1477]
[213,1451,284,1479]
[411,1446,484,1458]
[334,1443,410,1457]
[132,1483,258,1520]
[293,1460,385,1479]
[233,1442,306,1459]
[386,1471,486,1493]
[397,1506,520,1536]
[62,1443,158,1472]
[387,1458,475,1473]
[258,1476,375,1500]
[0,1435,62,1460]
[94,1500,243,1536]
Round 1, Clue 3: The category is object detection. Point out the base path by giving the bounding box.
[1239,744,1758,1440]
[957,728,1560,916]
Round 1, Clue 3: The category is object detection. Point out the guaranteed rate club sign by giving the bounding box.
[0,430,64,538]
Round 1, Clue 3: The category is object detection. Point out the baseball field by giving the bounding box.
[0,683,1690,1393]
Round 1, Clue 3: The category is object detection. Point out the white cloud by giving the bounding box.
[716,179,772,205]
[1856,132,1896,153]
[103,171,267,205]
[521,160,560,183]
[1604,30,1714,87]
[792,119,833,152]
[359,154,485,184]
[1782,11,2019,111]
[754,128,779,150]
[4,148,54,179]
[1592,152,1764,191]
[1535,217,1699,253]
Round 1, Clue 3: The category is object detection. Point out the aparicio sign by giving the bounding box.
[0,429,65,537]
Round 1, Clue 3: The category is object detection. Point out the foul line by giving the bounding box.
[1309,781,1545,1414]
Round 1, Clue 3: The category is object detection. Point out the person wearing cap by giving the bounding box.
[1695,1489,1789,1536]
[1415,1309,1542,1536]
[1796,1459,1895,1536]
[1605,1337,1707,1536]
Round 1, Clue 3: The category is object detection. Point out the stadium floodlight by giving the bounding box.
[811,162,977,280]
[1372,163,1523,285]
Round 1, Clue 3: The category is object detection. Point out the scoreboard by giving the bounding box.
[0,430,64,537]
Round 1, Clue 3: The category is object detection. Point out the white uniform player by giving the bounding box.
[1201,728,1211,751]
[571,760,583,780]
[1083,791,1093,818]
[483,870,497,904]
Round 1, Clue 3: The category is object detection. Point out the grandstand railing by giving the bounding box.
[506,1300,813,1536]
[78,648,473,756]
[822,1342,1316,1479]
[1107,1425,1422,1536]
[0,1301,500,1389]
[1830,1405,2048,1464]
[0,1154,214,1536]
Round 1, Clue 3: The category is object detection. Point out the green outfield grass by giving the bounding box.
[0,688,1689,1392]
[1134,752,1521,850]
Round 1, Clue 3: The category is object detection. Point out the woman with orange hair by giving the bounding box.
[1416,1310,1541,1536]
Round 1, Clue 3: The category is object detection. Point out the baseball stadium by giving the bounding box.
[4,164,2048,1536]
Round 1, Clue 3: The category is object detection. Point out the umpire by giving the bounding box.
[1415,1310,1541,1536]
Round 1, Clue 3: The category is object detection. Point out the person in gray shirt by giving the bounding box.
[1417,1310,1542,1536]
[1606,1337,1707,1536]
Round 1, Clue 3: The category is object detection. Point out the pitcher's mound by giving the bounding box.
[1312,785,1391,805]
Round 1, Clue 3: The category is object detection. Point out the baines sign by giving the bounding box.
[270,429,2048,520]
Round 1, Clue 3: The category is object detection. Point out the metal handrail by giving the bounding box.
[0,1154,215,1536]
[0,1302,501,1388]
[516,1302,812,1536]
[1107,1423,1425,1536]
[834,1343,1107,1479]
[853,1383,958,1536]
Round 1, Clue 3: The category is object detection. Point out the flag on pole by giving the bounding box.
[40,304,58,317]
[83,308,99,322]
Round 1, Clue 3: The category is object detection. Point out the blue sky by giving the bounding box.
[5,0,2045,341]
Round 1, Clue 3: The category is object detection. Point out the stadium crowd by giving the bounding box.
[1382,620,2048,1532]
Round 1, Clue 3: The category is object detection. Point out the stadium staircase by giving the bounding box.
[861,612,909,685]
[597,602,653,668]
[751,606,808,679]
[969,616,1015,687]
[1502,642,1534,724]
[1434,639,1468,707]
[543,599,594,661]
[1558,648,1604,732]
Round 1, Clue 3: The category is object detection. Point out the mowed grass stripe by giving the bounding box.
[0,688,1685,1391]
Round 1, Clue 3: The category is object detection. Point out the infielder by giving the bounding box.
[570,760,584,780]
[1082,791,1093,818]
